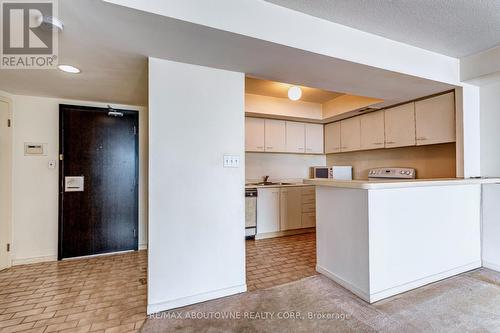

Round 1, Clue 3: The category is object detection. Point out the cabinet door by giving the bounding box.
[302,213,316,228]
[324,122,341,153]
[265,119,286,152]
[340,117,361,152]
[245,117,265,152]
[384,103,416,148]
[415,92,455,145]
[360,111,385,150]
[285,121,305,153]
[305,123,324,154]
[257,188,280,234]
[280,188,302,231]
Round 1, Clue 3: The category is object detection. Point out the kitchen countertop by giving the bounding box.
[245,183,314,189]
[303,177,500,190]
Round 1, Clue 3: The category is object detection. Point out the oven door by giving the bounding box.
[314,167,331,179]
[245,189,257,238]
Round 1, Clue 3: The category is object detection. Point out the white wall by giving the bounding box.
[246,153,325,182]
[461,45,500,83]
[482,184,500,270]
[148,57,245,313]
[105,0,459,85]
[4,93,148,265]
[456,85,481,177]
[480,82,500,177]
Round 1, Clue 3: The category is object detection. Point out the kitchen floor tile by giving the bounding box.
[246,232,317,291]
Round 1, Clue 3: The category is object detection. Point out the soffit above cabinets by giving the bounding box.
[245,77,384,123]
[245,77,344,103]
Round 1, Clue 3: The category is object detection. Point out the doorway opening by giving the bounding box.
[0,98,12,271]
[58,104,139,260]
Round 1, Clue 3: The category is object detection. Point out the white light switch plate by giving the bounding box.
[223,155,240,168]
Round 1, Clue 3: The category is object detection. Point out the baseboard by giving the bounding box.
[317,261,481,304]
[316,265,370,302]
[147,284,247,314]
[12,255,57,266]
[63,250,135,261]
[256,228,315,240]
[481,260,500,272]
[369,260,482,303]
[139,244,148,250]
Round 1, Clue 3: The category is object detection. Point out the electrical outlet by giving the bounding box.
[223,155,240,168]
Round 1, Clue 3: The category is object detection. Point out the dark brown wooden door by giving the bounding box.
[59,104,138,259]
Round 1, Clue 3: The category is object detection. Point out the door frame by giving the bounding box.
[0,95,13,270]
[58,104,139,260]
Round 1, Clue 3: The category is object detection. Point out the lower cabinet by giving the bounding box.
[280,187,302,230]
[257,186,316,236]
[257,187,280,233]
[301,187,316,228]
[301,213,316,228]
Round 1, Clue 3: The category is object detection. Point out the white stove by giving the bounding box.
[368,167,416,179]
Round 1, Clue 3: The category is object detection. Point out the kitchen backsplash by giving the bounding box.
[326,143,456,180]
[246,152,326,182]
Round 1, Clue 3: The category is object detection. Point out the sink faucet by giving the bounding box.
[263,175,270,182]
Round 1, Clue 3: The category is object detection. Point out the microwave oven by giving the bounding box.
[311,166,353,180]
[311,167,332,179]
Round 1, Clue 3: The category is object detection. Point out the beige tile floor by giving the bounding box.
[0,251,147,333]
[0,232,316,332]
[246,232,317,291]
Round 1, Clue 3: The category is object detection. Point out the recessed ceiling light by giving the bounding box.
[58,65,81,74]
[288,86,302,101]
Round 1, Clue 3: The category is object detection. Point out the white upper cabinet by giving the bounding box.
[285,121,305,153]
[264,119,286,152]
[340,117,361,152]
[305,123,324,154]
[245,117,265,152]
[384,103,416,148]
[324,122,341,154]
[415,92,455,145]
[360,111,385,150]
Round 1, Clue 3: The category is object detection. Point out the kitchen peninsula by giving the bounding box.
[304,177,500,303]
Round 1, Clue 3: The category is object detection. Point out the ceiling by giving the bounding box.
[0,0,455,107]
[264,0,500,58]
[245,77,343,103]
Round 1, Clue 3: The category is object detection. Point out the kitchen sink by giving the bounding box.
[246,182,297,186]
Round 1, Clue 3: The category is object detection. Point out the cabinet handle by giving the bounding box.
[417,137,427,141]
[385,141,395,144]
[374,142,383,145]
[256,146,264,149]
[266,146,273,149]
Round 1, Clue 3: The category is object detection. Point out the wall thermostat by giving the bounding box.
[24,143,47,156]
